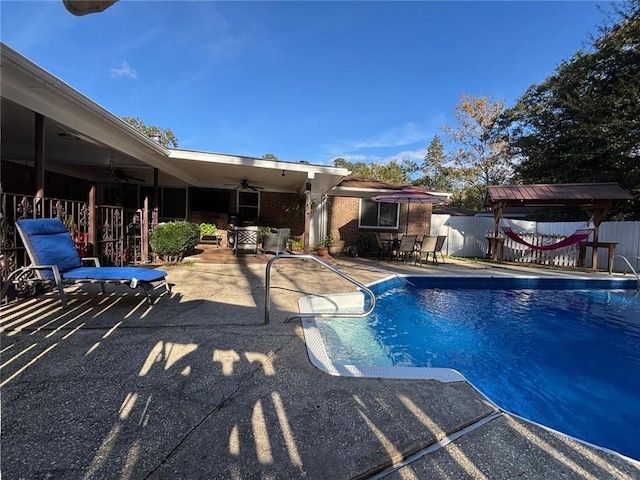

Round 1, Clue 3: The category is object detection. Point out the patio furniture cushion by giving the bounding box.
[17,218,83,276]
[62,267,167,282]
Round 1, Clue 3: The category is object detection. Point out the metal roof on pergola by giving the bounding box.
[486,182,634,241]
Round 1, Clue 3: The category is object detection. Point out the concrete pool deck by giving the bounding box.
[1,256,639,479]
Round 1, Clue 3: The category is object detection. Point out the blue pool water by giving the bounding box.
[315,276,640,460]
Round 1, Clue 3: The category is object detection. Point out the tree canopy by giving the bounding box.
[332,157,416,184]
[440,94,511,210]
[416,135,457,192]
[121,117,179,148]
[501,0,639,218]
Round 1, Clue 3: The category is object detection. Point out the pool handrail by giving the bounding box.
[609,255,640,288]
[264,254,376,324]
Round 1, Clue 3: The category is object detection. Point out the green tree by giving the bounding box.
[441,94,513,210]
[501,0,640,218]
[417,135,457,192]
[371,159,416,184]
[262,153,279,160]
[332,158,373,178]
[121,117,179,148]
[332,157,415,183]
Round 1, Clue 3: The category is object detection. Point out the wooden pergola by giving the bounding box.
[486,182,634,269]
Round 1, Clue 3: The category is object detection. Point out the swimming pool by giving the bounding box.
[304,276,640,461]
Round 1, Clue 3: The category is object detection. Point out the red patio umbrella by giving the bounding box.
[371,188,448,234]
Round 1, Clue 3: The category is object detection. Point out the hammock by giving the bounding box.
[501,227,593,251]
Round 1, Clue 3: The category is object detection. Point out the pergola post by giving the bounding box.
[583,203,613,270]
[493,202,505,239]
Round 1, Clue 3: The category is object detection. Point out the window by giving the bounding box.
[140,186,186,220]
[359,198,398,228]
[238,191,259,224]
[190,188,230,213]
[162,188,187,218]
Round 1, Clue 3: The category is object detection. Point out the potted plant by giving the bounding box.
[289,237,304,252]
[199,223,220,246]
[316,234,333,256]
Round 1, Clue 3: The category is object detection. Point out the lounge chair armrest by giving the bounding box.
[81,257,101,267]
[28,264,64,285]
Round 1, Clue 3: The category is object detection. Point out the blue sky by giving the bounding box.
[1,1,608,166]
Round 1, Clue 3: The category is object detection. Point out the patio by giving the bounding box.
[1,257,638,479]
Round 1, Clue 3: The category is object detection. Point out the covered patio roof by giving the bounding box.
[0,43,348,195]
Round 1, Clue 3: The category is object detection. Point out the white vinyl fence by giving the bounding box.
[431,215,640,272]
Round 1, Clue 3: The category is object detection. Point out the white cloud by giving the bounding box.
[381,148,426,163]
[336,148,425,166]
[109,61,137,79]
[335,122,430,153]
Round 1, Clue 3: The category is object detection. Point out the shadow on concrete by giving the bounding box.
[2,262,638,479]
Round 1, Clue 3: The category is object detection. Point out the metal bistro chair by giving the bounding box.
[434,235,447,264]
[395,234,417,263]
[374,232,392,261]
[415,235,439,266]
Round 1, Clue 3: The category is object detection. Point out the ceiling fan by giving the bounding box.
[112,168,145,183]
[226,179,264,191]
[105,155,145,183]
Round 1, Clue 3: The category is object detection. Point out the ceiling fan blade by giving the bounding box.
[224,180,263,190]
[114,169,145,183]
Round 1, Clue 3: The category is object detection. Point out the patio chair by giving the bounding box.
[262,228,290,254]
[434,235,447,264]
[395,234,418,263]
[415,235,439,266]
[233,226,259,255]
[374,233,392,261]
[1,218,170,308]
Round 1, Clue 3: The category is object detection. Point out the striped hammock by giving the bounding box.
[501,227,593,251]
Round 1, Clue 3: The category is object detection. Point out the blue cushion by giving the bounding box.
[62,267,167,282]
[17,218,82,276]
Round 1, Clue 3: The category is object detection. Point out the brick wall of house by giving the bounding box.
[259,192,305,236]
[327,196,359,252]
[327,195,433,255]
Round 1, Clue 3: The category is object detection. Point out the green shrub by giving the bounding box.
[150,221,200,261]
[199,222,217,238]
